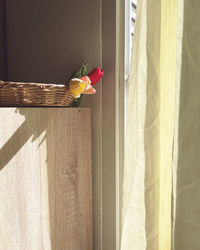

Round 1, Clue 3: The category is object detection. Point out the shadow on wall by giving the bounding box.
[0,108,92,250]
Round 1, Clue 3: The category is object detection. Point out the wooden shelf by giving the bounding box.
[0,107,92,250]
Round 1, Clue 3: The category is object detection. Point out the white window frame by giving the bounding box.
[102,1,137,249]
[102,0,125,249]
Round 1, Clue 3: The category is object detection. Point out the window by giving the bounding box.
[102,1,138,249]
[125,0,137,78]
[125,0,137,123]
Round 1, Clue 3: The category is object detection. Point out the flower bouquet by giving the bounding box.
[69,64,104,107]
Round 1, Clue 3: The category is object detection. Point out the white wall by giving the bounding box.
[5,0,102,249]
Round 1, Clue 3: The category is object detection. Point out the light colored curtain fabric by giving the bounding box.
[172,1,200,249]
[121,0,200,249]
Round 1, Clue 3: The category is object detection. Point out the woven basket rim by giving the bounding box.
[0,80,68,88]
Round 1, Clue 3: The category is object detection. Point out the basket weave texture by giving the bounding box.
[0,81,74,106]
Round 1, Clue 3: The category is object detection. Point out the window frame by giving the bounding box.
[102,1,137,249]
[102,0,125,249]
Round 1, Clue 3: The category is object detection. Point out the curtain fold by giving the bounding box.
[121,0,178,249]
[122,0,200,249]
[172,1,200,249]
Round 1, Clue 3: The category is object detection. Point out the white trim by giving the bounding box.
[102,0,125,249]
[116,0,125,249]
[101,0,138,248]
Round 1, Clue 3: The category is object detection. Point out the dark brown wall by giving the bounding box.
[0,0,7,80]
[6,0,101,83]
[0,0,3,79]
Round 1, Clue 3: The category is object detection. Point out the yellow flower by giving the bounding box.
[69,76,96,98]
[69,78,85,98]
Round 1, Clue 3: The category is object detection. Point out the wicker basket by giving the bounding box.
[0,81,74,106]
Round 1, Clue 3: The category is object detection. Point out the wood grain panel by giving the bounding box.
[0,108,92,250]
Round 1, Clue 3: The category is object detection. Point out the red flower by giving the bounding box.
[88,67,104,85]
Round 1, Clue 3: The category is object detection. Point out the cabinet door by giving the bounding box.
[0,108,92,250]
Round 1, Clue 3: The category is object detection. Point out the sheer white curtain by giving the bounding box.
[121,0,200,249]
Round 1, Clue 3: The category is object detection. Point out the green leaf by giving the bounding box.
[74,63,88,78]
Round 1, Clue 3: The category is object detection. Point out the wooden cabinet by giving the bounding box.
[0,108,92,250]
